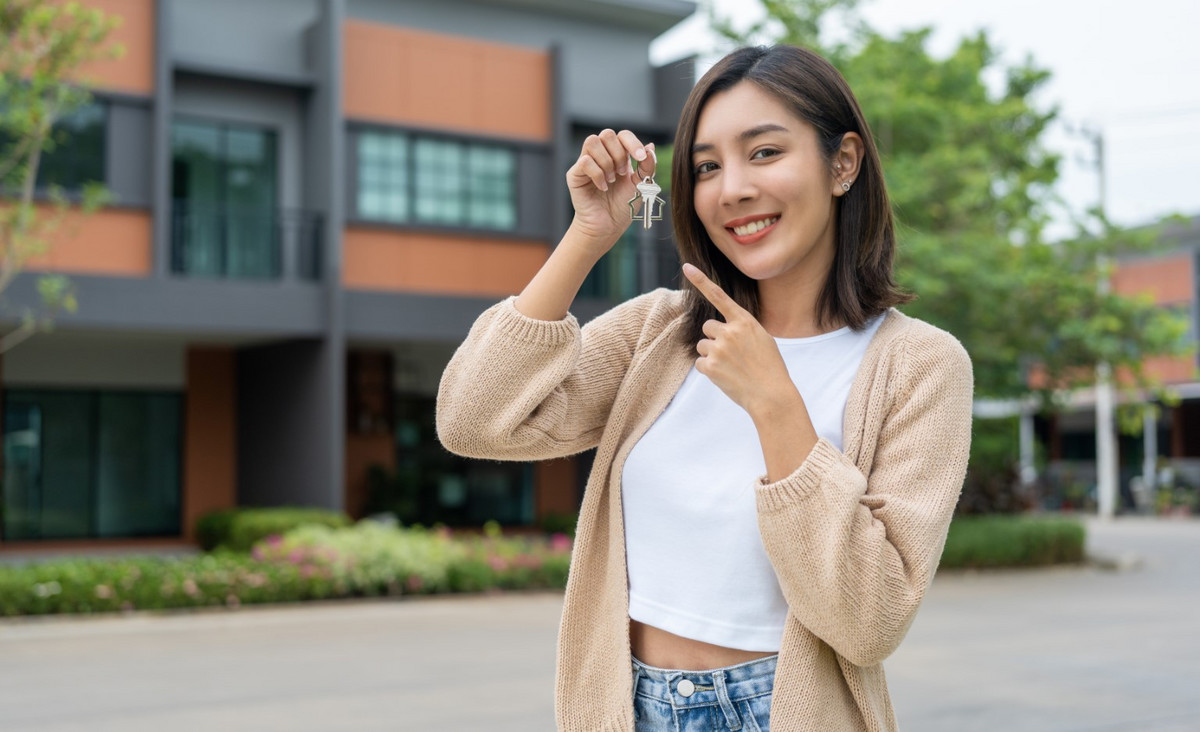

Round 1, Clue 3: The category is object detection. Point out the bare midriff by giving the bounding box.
[629,619,777,671]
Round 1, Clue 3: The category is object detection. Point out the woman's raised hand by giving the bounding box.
[566,129,655,254]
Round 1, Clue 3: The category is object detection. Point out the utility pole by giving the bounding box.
[1075,124,1118,520]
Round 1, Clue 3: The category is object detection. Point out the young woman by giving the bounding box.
[437,45,973,732]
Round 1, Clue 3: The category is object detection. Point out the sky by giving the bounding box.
[651,0,1200,238]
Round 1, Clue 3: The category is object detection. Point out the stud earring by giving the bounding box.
[841,181,851,192]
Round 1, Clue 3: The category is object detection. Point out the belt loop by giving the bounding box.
[712,669,742,730]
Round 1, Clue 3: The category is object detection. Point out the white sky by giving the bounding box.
[651,0,1200,237]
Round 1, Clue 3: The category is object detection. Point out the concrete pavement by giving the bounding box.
[1,517,1197,731]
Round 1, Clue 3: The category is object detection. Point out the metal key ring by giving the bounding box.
[632,146,657,179]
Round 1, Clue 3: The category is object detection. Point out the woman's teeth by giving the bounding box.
[732,217,779,236]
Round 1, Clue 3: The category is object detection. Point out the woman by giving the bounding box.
[437,45,973,732]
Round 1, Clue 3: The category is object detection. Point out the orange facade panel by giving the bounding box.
[23,208,152,277]
[343,227,548,297]
[76,0,155,96]
[343,20,551,141]
[182,348,238,542]
[1112,254,1193,305]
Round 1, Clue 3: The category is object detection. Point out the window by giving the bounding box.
[356,130,517,231]
[0,101,107,191]
[2,390,182,541]
[171,120,279,277]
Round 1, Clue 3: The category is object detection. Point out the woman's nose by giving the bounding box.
[718,163,756,206]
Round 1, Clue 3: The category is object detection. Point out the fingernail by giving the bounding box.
[682,263,696,275]
[633,148,646,161]
[607,173,616,183]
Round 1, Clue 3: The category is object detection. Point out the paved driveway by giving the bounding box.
[1,517,1197,731]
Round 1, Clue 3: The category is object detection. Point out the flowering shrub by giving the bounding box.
[0,522,573,617]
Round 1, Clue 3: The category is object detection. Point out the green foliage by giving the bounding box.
[1,0,120,352]
[959,417,1036,514]
[0,522,575,616]
[939,515,1086,569]
[193,507,352,553]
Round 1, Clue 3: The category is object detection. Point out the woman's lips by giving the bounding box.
[726,215,780,245]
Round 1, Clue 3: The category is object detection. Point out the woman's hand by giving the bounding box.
[683,263,819,481]
[683,263,797,420]
[566,129,655,254]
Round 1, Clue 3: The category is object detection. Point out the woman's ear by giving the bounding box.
[831,132,865,197]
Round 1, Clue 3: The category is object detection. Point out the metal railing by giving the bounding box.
[170,205,323,281]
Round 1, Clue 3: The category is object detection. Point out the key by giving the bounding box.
[628,176,664,229]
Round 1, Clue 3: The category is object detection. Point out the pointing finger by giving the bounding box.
[682,263,744,321]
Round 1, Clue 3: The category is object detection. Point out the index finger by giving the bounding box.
[682,263,744,321]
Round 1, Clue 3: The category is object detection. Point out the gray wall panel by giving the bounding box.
[172,74,307,212]
[237,340,334,508]
[2,274,324,336]
[346,0,665,126]
[169,0,319,81]
[517,147,553,239]
[107,101,152,207]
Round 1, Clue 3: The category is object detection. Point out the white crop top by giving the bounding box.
[621,312,886,651]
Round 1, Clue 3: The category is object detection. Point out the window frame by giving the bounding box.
[349,124,527,236]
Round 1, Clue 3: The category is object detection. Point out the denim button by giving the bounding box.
[676,679,695,697]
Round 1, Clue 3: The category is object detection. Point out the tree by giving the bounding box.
[712,1,1190,511]
[1,0,120,352]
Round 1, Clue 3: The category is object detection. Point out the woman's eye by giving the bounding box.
[751,148,781,160]
[694,161,718,175]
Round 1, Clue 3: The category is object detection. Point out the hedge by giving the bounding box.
[194,507,351,552]
[939,515,1086,569]
[0,522,573,617]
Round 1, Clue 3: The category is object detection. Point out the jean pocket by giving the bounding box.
[739,694,771,732]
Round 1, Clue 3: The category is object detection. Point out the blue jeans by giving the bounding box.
[632,654,777,731]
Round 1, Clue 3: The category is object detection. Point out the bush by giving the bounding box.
[0,522,574,617]
[194,507,351,552]
[939,515,1085,569]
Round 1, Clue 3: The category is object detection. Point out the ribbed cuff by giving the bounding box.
[755,437,841,513]
[491,296,580,347]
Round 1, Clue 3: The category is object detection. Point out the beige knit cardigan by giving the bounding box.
[437,288,974,731]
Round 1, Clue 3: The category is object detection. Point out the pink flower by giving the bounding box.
[251,546,264,561]
[266,535,283,546]
[487,556,509,572]
[287,549,305,564]
[549,533,573,552]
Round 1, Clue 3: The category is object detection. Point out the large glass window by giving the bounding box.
[37,101,107,190]
[171,120,279,278]
[0,101,107,191]
[356,130,517,232]
[2,390,182,541]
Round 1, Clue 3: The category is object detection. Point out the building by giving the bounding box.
[0,0,696,549]
[1036,215,1200,511]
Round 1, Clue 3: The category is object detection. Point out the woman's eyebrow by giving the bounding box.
[692,123,790,156]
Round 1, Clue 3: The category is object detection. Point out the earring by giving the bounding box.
[841,181,851,192]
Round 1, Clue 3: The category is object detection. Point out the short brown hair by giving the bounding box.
[671,45,911,341]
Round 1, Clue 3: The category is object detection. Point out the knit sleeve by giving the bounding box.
[436,290,668,462]
[754,327,974,667]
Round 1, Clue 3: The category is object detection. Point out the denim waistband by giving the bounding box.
[631,654,777,709]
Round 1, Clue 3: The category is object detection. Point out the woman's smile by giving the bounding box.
[726,214,781,244]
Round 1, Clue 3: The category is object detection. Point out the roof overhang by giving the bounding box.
[472,0,697,34]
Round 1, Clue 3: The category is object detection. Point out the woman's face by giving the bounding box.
[690,81,841,291]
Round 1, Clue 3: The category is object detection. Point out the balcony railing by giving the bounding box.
[171,205,323,281]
